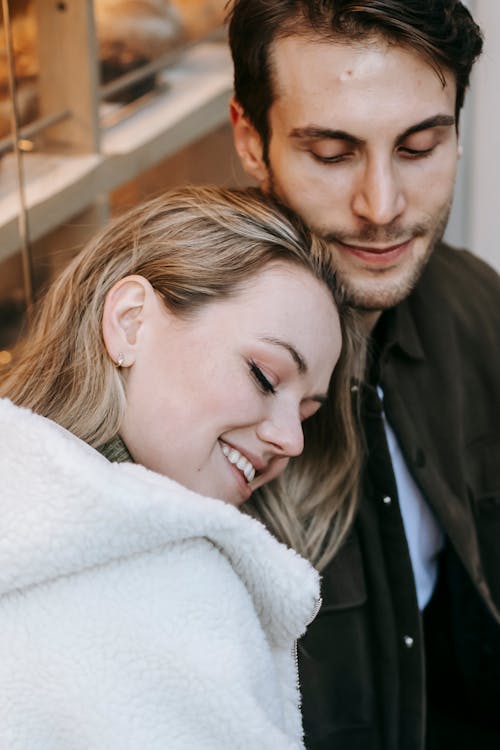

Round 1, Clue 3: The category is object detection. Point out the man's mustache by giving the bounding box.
[320,222,429,246]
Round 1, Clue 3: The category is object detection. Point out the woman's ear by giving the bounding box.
[230,97,269,185]
[102,275,152,367]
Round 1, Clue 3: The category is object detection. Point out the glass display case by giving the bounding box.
[0,0,243,355]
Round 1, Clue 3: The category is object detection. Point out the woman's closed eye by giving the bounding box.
[249,360,276,395]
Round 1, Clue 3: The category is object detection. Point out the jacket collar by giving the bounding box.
[98,434,133,463]
[375,298,425,362]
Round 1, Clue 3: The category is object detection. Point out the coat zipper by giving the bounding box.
[292,596,323,707]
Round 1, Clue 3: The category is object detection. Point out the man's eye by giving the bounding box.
[311,151,351,164]
[249,361,276,395]
[399,145,435,159]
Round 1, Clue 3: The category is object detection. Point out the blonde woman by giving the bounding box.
[0,186,362,749]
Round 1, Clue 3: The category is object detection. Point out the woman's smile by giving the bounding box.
[120,263,341,505]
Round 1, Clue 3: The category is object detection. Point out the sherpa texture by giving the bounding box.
[0,399,320,749]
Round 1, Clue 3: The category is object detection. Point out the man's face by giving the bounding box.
[232,35,459,313]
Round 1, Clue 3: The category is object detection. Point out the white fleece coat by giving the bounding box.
[0,399,320,749]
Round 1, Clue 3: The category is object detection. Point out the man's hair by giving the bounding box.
[228,0,483,158]
[1,184,365,570]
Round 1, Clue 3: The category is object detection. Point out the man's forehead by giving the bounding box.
[270,33,453,99]
[269,33,456,133]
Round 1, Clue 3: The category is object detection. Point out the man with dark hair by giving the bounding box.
[228,2,500,749]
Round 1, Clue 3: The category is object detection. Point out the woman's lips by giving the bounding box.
[219,440,256,503]
[220,442,256,482]
[336,238,413,265]
[225,460,253,502]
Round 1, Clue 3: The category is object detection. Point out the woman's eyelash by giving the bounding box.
[249,360,276,395]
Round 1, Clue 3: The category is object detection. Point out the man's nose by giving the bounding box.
[256,405,304,458]
[351,155,406,226]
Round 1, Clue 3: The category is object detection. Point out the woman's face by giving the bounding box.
[120,263,342,505]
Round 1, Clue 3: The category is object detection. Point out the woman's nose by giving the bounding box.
[256,405,304,458]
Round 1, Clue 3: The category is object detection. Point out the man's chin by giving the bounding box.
[334,259,429,312]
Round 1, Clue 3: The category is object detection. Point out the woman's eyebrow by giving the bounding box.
[259,337,329,403]
[260,336,307,373]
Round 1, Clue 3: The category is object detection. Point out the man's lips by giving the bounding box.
[335,239,413,265]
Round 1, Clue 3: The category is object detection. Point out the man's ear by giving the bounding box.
[230,97,269,184]
[102,275,152,367]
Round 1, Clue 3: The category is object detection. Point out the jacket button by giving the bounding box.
[382,495,392,505]
[403,635,414,648]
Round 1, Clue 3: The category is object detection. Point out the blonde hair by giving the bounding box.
[1,185,364,570]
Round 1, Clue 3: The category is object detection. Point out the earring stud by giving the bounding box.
[116,352,125,367]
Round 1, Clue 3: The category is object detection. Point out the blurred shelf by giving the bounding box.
[101,41,233,187]
[0,153,103,262]
[0,41,233,263]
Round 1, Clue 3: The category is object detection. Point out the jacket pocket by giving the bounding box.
[299,532,377,748]
[319,531,367,611]
[465,437,500,611]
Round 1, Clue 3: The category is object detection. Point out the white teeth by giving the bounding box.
[220,443,256,483]
[243,464,255,482]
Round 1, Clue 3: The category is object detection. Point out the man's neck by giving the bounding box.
[361,309,383,335]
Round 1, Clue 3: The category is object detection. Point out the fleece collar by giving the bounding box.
[0,399,319,644]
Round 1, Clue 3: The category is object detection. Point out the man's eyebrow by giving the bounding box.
[289,114,455,146]
[397,114,456,141]
[289,126,362,146]
[261,337,328,404]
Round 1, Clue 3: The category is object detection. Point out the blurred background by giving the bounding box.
[0,0,498,358]
[445,0,500,272]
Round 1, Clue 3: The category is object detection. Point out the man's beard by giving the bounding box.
[323,206,451,312]
[267,171,452,312]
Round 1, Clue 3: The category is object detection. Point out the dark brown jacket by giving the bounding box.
[299,244,500,750]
